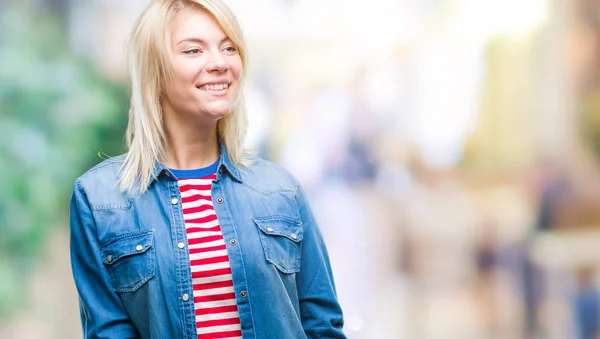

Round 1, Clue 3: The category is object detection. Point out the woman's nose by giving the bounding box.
[206,51,228,73]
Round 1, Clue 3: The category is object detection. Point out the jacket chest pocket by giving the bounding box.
[253,215,303,273]
[100,230,156,293]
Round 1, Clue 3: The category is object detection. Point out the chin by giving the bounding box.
[205,105,233,119]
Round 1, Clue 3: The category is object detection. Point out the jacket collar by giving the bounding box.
[216,142,242,182]
[151,142,242,183]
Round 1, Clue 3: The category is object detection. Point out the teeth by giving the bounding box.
[201,83,229,91]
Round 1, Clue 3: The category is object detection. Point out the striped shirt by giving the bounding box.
[173,163,242,339]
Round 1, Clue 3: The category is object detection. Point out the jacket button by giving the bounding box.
[178,242,185,249]
[240,291,247,298]
[267,228,274,232]
[171,198,178,205]
[229,239,237,245]
[217,197,224,203]
[107,255,113,262]
[182,293,190,301]
[291,234,297,240]
[136,245,143,251]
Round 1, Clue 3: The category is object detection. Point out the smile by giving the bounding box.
[198,83,229,91]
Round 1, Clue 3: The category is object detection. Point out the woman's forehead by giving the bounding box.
[171,8,227,43]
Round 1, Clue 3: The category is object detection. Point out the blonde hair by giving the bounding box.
[119,0,249,193]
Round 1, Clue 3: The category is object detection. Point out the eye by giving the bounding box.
[223,45,237,53]
[184,48,201,55]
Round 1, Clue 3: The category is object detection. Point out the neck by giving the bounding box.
[162,106,220,170]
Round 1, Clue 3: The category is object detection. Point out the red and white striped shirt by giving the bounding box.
[178,172,242,339]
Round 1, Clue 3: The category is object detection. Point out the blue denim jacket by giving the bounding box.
[69,145,346,339]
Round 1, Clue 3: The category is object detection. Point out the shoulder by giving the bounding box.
[73,154,131,209]
[76,154,126,187]
[237,156,300,195]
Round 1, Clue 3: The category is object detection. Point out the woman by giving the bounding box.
[69,0,346,338]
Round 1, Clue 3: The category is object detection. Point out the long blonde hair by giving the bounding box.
[119,0,249,193]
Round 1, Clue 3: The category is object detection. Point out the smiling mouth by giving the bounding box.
[198,83,230,91]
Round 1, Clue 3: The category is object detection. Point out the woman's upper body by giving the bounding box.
[70,144,345,338]
[69,0,345,338]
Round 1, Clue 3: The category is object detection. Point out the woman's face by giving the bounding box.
[163,9,243,124]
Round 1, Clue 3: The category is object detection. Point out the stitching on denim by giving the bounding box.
[91,202,133,211]
[253,214,301,224]
[294,185,304,274]
[100,230,154,249]
[77,157,141,211]
[102,242,153,264]
[166,180,193,339]
[240,182,296,196]
[219,182,258,338]
[253,216,303,244]
[112,247,156,293]
[253,217,302,273]
[79,156,123,178]
[89,188,140,211]
[256,227,303,243]
[293,185,303,221]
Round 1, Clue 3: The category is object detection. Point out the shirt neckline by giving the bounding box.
[169,158,220,179]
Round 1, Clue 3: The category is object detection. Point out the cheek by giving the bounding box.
[172,62,200,86]
[164,72,195,103]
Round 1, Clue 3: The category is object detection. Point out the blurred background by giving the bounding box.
[2,0,600,338]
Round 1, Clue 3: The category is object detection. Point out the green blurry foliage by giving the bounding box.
[580,91,600,159]
[0,4,129,317]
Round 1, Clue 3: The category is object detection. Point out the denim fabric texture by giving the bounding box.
[69,144,346,339]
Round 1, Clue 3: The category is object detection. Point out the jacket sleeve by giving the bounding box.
[295,184,346,339]
[69,180,140,339]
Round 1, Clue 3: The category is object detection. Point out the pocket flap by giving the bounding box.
[101,231,154,265]
[253,215,303,242]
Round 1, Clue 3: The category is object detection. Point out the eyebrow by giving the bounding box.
[177,36,231,45]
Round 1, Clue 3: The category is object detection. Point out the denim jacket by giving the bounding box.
[69,145,346,339]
